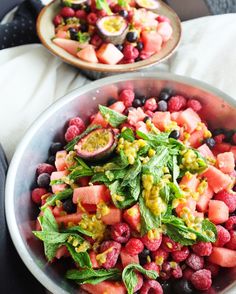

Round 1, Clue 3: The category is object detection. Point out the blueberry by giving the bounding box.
[63,198,77,214]
[204,137,216,148]
[47,155,56,165]
[37,173,50,188]
[136,95,147,106]
[116,44,123,51]
[107,97,117,106]
[157,100,168,112]
[80,23,89,33]
[172,279,194,294]
[159,281,172,294]
[159,91,171,101]
[84,4,91,13]
[69,28,78,40]
[124,107,135,116]
[212,128,225,136]
[139,249,150,265]
[161,88,173,96]
[143,116,151,123]
[136,41,144,51]
[50,142,63,155]
[126,31,138,43]
[132,99,142,108]
[169,130,180,140]
[119,10,128,18]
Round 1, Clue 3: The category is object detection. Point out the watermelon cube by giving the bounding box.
[77,45,98,63]
[89,251,100,268]
[175,198,196,216]
[230,146,236,160]
[96,43,124,65]
[55,245,70,259]
[177,108,201,134]
[197,143,216,161]
[170,111,182,122]
[208,247,236,267]
[123,204,141,232]
[120,248,139,268]
[202,165,232,193]
[196,185,214,212]
[216,152,235,174]
[55,150,67,171]
[157,21,173,42]
[81,281,126,294]
[109,101,125,113]
[179,174,200,192]
[50,170,68,194]
[73,185,110,204]
[53,38,82,56]
[141,30,163,54]
[55,212,82,226]
[127,107,146,126]
[90,112,108,128]
[136,121,149,134]
[152,111,171,131]
[208,200,229,224]
[101,207,122,225]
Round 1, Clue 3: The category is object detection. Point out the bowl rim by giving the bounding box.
[36,0,182,72]
[5,72,236,294]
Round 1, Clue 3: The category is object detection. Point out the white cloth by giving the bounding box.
[1,14,236,161]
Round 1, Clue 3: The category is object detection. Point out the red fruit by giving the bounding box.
[187,99,202,112]
[145,110,154,117]
[213,225,231,247]
[232,132,236,145]
[186,253,204,271]
[125,238,144,255]
[225,216,236,230]
[190,269,212,291]
[214,134,225,144]
[69,117,85,133]
[139,50,153,60]
[214,190,236,213]
[120,248,139,268]
[98,241,121,269]
[208,247,236,267]
[183,267,194,280]
[119,89,135,108]
[65,125,80,142]
[123,204,141,232]
[52,206,64,217]
[87,12,98,25]
[140,280,163,294]
[225,230,236,250]
[101,207,122,225]
[123,44,139,60]
[151,248,169,265]
[60,7,75,18]
[143,262,160,278]
[161,236,181,252]
[167,95,187,112]
[81,281,126,294]
[171,246,189,262]
[192,242,212,257]
[31,188,47,204]
[144,98,158,112]
[141,232,162,251]
[37,163,55,175]
[134,272,143,292]
[53,14,63,26]
[208,199,229,224]
[157,15,170,23]
[90,34,103,47]
[111,223,130,244]
[75,9,87,19]
[98,9,107,17]
[204,261,220,277]
[172,264,183,279]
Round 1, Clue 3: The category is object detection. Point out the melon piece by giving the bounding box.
[133,9,158,29]
[136,121,149,134]
[53,38,86,56]
[208,247,236,267]
[81,281,126,294]
[230,146,236,160]
[188,130,204,148]
[73,185,110,204]
[55,30,68,39]
[157,21,173,42]
[123,204,141,232]
[216,152,235,174]
[179,174,200,192]
[90,112,108,128]
[89,251,100,268]
[127,107,146,126]
[141,30,163,54]
[120,248,139,268]
[55,150,67,171]
[197,143,216,161]
[170,111,182,122]
[213,142,231,154]
[101,207,122,225]
[55,212,82,226]
[208,200,229,224]
[55,245,70,259]
[109,101,125,113]
[196,185,214,212]
[193,211,204,219]
[50,170,68,193]
[77,203,97,213]
[202,165,232,193]
[176,198,196,216]
[177,108,201,134]
[77,45,98,63]
[152,111,171,131]
[96,43,124,65]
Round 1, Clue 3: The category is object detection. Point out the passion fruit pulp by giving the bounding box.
[75,128,117,161]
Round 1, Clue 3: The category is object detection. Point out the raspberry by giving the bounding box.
[125,238,144,255]
[31,188,47,205]
[171,246,189,262]
[187,99,202,112]
[119,89,135,108]
[123,44,139,60]
[90,34,103,48]
[214,190,236,213]
[98,9,107,17]
[214,225,231,246]
[53,15,63,26]
[162,261,171,273]
[143,262,160,278]
[225,216,236,230]
[65,125,80,142]
[99,241,121,269]
[87,12,98,25]
[172,264,183,279]
[36,163,55,175]
[225,230,236,250]
[69,117,85,133]
[161,236,181,252]
[186,253,204,271]
[141,232,162,251]
[151,248,169,265]
[159,271,171,280]
[121,58,135,64]
[192,242,212,256]
[139,50,153,60]
[75,9,87,19]
[204,261,220,277]
[111,223,130,244]
[214,134,225,144]
[60,7,75,18]
[134,272,143,292]
[144,98,158,112]
[190,269,212,291]
[183,267,194,280]
[168,95,187,112]
[140,280,163,294]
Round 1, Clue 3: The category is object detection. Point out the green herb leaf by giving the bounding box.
[95,0,112,14]
[122,264,158,294]
[32,231,71,244]
[136,131,170,148]
[62,225,94,237]
[99,105,127,127]
[41,188,73,210]
[196,219,217,243]
[40,207,58,232]
[44,243,59,261]
[121,160,141,188]
[78,31,90,43]
[120,128,135,142]
[66,243,92,268]
[68,165,93,181]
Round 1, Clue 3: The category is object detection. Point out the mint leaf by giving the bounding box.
[41,188,73,210]
[66,243,92,268]
[121,160,141,188]
[62,225,93,237]
[95,0,112,14]
[44,243,59,261]
[78,31,90,43]
[32,231,71,244]
[99,105,127,127]
[40,207,58,232]
[120,128,135,142]
[68,165,93,181]
[195,219,217,243]
[136,131,170,148]
[122,264,158,294]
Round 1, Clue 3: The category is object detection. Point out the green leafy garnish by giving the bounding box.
[120,127,135,142]
[41,188,73,210]
[78,31,90,43]
[62,225,93,237]
[95,0,112,14]
[66,243,92,268]
[99,105,127,127]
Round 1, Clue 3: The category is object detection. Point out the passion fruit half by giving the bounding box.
[135,0,160,10]
[75,128,117,161]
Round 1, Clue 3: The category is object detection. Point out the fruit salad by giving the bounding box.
[52,0,173,64]
[32,88,236,294]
